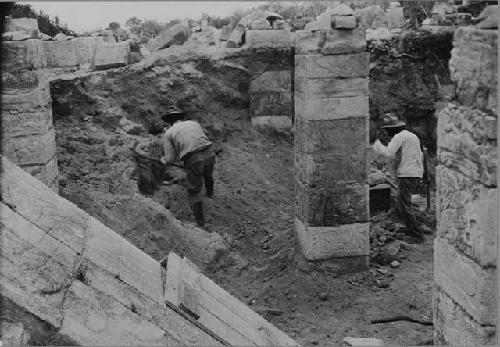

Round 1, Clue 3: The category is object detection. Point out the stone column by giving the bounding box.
[293,5,370,270]
[2,39,59,192]
[433,27,497,345]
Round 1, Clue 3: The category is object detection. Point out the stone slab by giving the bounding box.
[449,27,497,113]
[295,150,366,186]
[2,108,53,137]
[94,42,130,70]
[295,53,369,78]
[295,93,368,121]
[295,218,369,260]
[321,28,366,55]
[332,16,357,29]
[434,238,496,325]
[4,18,38,35]
[42,40,78,68]
[251,116,292,130]
[243,30,292,49]
[295,77,369,98]
[386,7,404,28]
[433,286,495,345]
[226,24,245,48]
[249,70,291,93]
[293,30,326,55]
[249,91,292,117]
[2,127,56,166]
[1,39,45,71]
[74,36,102,66]
[296,182,369,227]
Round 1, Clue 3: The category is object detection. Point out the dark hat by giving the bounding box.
[161,106,186,123]
[380,113,405,128]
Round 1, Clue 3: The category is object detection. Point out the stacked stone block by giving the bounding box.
[2,39,59,192]
[294,5,370,266]
[245,32,293,130]
[433,27,497,345]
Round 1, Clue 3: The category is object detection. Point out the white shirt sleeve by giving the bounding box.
[373,133,404,158]
[162,129,177,164]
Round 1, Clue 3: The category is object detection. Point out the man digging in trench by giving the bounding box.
[371,113,426,241]
[159,107,216,228]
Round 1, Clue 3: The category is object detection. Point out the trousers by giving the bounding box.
[397,177,421,234]
[183,146,215,206]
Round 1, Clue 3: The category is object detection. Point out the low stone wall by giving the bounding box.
[433,26,497,345]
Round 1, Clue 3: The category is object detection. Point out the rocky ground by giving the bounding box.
[51,47,437,346]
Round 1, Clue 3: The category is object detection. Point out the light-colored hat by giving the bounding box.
[380,113,405,128]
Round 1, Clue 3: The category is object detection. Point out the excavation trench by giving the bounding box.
[47,30,447,345]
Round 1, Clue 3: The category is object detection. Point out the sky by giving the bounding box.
[25,1,264,33]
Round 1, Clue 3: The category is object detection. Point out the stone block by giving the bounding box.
[295,93,368,121]
[226,24,245,48]
[2,108,53,137]
[295,53,369,78]
[1,86,51,111]
[434,238,496,325]
[145,24,189,51]
[295,218,369,260]
[60,281,179,346]
[74,36,101,66]
[0,322,31,346]
[295,116,367,154]
[450,27,497,113]
[437,103,497,187]
[295,150,366,186]
[2,69,47,90]
[2,127,56,166]
[251,116,292,130]
[2,40,44,71]
[249,91,292,117]
[293,30,326,55]
[433,286,495,345]
[4,18,38,35]
[249,70,291,92]
[331,16,357,29]
[4,30,37,41]
[94,42,130,70]
[42,40,78,68]
[243,30,292,49]
[296,182,369,227]
[321,28,366,55]
[386,7,404,28]
[22,155,59,188]
[249,17,271,30]
[295,77,368,99]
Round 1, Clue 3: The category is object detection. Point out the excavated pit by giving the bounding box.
[45,31,446,344]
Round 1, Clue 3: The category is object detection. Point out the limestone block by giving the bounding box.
[437,103,497,186]
[1,85,51,111]
[386,7,404,28]
[295,53,369,78]
[146,24,189,51]
[226,24,245,48]
[249,70,291,92]
[95,42,130,70]
[243,30,292,49]
[433,286,495,345]
[321,28,365,55]
[42,40,78,68]
[449,27,497,113]
[293,30,326,55]
[251,116,292,129]
[331,4,355,16]
[22,155,59,188]
[294,116,367,154]
[249,17,271,30]
[219,26,232,41]
[295,93,368,121]
[305,8,333,31]
[434,238,496,325]
[3,128,56,166]
[1,322,31,346]
[4,18,38,36]
[295,77,368,99]
[296,182,369,227]
[295,218,369,260]
[354,5,388,30]
[74,36,101,66]
[2,40,44,71]
[249,91,292,117]
[295,150,366,186]
[3,30,36,41]
[60,281,178,346]
[331,16,357,29]
[1,204,76,327]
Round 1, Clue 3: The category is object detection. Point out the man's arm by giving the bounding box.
[373,132,404,158]
[161,129,177,164]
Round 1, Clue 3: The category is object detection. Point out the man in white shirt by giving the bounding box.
[372,113,424,240]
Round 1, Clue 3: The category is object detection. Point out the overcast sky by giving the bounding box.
[25,2,263,32]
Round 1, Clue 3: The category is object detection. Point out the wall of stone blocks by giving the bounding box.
[433,27,497,345]
[2,40,59,191]
[244,31,294,130]
[293,11,370,265]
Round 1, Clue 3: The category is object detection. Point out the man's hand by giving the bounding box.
[160,156,167,165]
[377,129,391,145]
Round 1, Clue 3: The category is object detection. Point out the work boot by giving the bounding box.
[191,201,205,228]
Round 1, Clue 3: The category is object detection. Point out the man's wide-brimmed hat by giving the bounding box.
[380,113,405,128]
[161,106,186,123]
